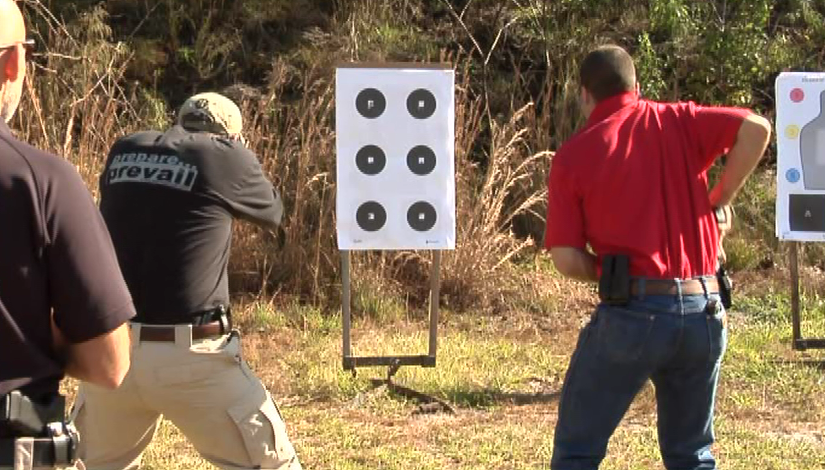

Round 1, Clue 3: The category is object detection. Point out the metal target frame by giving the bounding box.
[335,62,455,375]
[788,243,825,350]
[341,250,440,372]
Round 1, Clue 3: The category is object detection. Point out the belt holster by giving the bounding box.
[716,263,733,309]
[191,305,232,332]
[599,254,631,306]
[215,305,231,333]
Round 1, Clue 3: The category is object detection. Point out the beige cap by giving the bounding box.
[177,92,243,137]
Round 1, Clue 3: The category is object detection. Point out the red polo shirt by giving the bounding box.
[545,92,751,279]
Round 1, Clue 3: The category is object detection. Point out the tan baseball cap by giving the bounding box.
[177,92,243,137]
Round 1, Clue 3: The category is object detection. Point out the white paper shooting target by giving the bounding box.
[776,72,825,241]
[335,64,455,250]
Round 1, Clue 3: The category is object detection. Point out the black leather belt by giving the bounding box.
[138,321,226,342]
[630,278,719,296]
[134,306,231,342]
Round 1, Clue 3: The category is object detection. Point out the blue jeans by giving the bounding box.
[551,288,728,470]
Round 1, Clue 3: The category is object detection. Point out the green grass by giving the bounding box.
[122,294,825,470]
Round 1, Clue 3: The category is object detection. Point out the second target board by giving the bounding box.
[355,200,437,233]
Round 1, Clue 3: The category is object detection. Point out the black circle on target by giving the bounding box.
[406,145,436,176]
[356,88,386,119]
[356,201,387,232]
[407,201,437,232]
[406,89,436,119]
[356,145,386,175]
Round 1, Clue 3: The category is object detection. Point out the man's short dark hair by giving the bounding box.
[579,45,636,101]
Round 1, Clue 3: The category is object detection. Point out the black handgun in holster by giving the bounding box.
[716,261,732,309]
[599,254,631,306]
[0,391,64,438]
[712,206,733,309]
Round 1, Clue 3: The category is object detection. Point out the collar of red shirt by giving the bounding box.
[587,92,639,125]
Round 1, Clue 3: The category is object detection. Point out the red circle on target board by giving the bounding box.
[790,88,805,103]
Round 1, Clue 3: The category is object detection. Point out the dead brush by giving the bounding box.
[381,68,552,313]
[228,61,339,304]
[17,4,560,318]
[15,4,148,197]
[230,57,554,316]
[442,102,551,311]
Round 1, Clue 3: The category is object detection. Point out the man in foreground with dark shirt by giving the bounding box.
[545,45,771,469]
[72,92,300,470]
[0,0,135,468]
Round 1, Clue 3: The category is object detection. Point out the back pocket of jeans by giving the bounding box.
[595,306,656,363]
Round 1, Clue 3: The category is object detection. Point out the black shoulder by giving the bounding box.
[0,134,78,180]
[111,130,165,150]
[180,132,259,163]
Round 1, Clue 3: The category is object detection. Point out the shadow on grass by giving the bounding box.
[368,378,562,410]
[771,359,825,372]
[444,388,562,408]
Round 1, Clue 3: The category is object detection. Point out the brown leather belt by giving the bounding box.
[138,321,225,342]
[630,278,719,296]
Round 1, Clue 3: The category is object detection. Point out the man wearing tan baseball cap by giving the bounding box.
[72,92,300,470]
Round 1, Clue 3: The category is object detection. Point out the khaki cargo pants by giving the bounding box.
[71,324,301,470]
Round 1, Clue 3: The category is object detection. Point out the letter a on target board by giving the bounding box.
[335,64,456,250]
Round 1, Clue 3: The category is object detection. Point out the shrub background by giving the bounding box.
[14,0,825,313]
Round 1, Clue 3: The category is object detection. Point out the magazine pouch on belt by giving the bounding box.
[0,391,64,437]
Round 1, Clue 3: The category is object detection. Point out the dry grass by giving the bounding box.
[58,282,825,469]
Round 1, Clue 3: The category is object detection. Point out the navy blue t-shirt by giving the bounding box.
[0,121,135,400]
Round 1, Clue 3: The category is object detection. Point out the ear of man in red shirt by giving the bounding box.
[545,91,753,280]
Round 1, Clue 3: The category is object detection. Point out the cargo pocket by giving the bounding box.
[228,391,297,469]
[595,305,656,364]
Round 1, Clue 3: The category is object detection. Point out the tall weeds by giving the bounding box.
[225,56,551,312]
[15,0,812,316]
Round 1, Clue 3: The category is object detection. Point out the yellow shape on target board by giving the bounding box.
[785,124,800,140]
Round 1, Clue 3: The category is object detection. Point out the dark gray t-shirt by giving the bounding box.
[0,121,135,401]
[99,125,283,324]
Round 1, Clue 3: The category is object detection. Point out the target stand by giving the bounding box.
[340,250,440,375]
[335,63,456,377]
[788,243,825,350]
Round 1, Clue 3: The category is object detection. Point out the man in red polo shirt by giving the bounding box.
[545,45,771,470]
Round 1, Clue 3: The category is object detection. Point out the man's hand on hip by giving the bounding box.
[713,205,733,263]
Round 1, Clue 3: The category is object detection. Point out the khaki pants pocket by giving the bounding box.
[227,391,298,469]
